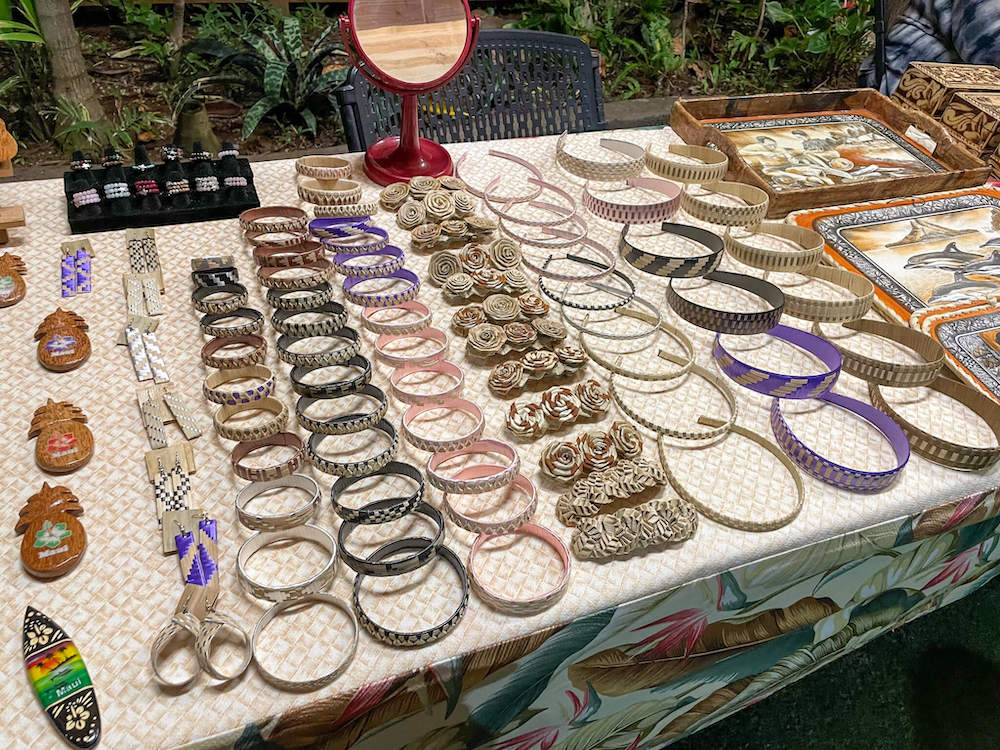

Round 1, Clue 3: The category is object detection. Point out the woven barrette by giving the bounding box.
[556,457,669,526]
[539,422,644,481]
[488,346,588,396]
[570,496,698,560]
[504,379,611,439]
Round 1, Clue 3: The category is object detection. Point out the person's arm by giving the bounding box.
[950,0,1000,65]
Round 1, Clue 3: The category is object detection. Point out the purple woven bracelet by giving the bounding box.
[321,228,390,255]
[714,324,841,399]
[332,245,405,279]
[343,268,420,308]
[308,217,369,236]
[769,391,910,493]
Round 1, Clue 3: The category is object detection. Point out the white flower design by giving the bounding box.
[66,704,90,731]
[27,624,53,648]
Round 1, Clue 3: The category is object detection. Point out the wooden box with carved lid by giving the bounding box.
[940,92,1000,167]
[893,61,1000,117]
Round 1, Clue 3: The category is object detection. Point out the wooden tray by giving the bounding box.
[670,88,991,218]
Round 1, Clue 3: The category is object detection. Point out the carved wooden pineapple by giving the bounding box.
[15,483,87,578]
[28,400,93,473]
[0,252,27,307]
[35,309,91,372]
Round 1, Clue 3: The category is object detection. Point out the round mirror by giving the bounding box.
[351,0,471,86]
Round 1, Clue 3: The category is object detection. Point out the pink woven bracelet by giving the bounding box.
[374,326,448,367]
[426,439,520,493]
[443,466,537,535]
[362,300,433,335]
[468,522,571,616]
[401,397,485,453]
[390,360,465,404]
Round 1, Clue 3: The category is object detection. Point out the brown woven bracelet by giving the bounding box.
[868,377,1000,471]
[201,334,267,369]
[815,318,946,387]
[213,397,288,441]
[256,260,333,290]
[253,240,325,267]
[239,206,309,234]
[231,432,304,481]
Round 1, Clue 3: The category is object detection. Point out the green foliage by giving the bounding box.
[515,0,874,96]
[189,0,283,49]
[178,16,347,139]
[45,98,171,155]
[111,0,170,40]
[0,0,43,44]
[294,2,333,37]
[47,98,130,154]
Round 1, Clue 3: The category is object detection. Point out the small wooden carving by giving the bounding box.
[0,252,27,307]
[15,483,86,579]
[23,606,101,748]
[28,400,93,474]
[0,124,25,245]
[36,309,91,372]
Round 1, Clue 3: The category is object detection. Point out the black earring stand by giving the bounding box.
[63,146,261,234]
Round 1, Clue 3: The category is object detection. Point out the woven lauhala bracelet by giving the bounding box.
[713,324,841,399]
[769,391,910,492]
[343,269,420,307]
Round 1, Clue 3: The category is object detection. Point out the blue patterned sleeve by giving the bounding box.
[949,0,1000,64]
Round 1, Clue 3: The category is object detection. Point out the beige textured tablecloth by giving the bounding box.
[1,129,998,750]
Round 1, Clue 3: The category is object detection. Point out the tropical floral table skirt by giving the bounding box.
[182,486,1000,750]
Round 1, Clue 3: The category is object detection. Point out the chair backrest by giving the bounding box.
[334,29,606,152]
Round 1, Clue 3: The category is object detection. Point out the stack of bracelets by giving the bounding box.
[294,155,379,218]
[318,213,573,619]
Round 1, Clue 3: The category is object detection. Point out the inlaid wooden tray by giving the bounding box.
[670,88,991,218]
[792,188,1000,322]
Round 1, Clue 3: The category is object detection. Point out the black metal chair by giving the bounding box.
[333,29,606,152]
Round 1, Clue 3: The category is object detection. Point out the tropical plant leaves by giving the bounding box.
[568,596,839,696]
[263,59,286,100]
[551,697,685,750]
[299,107,317,135]
[854,533,955,601]
[179,21,343,138]
[242,96,280,139]
[282,15,302,60]
[460,609,615,747]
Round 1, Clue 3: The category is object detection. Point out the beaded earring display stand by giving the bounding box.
[62,141,260,233]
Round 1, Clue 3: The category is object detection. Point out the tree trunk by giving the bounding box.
[169,0,185,79]
[34,0,105,122]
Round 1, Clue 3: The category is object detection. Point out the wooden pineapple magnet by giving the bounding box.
[28,400,93,474]
[16,483,87,579]
[0,252,27,307]
[36,310,91,372]
[23,606,101,749]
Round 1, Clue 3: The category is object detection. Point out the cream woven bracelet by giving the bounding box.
[680,181,769,227]
[644,143,728,184]
[724,222,825,273]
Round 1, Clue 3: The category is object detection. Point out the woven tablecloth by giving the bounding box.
[1,128,998,750]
